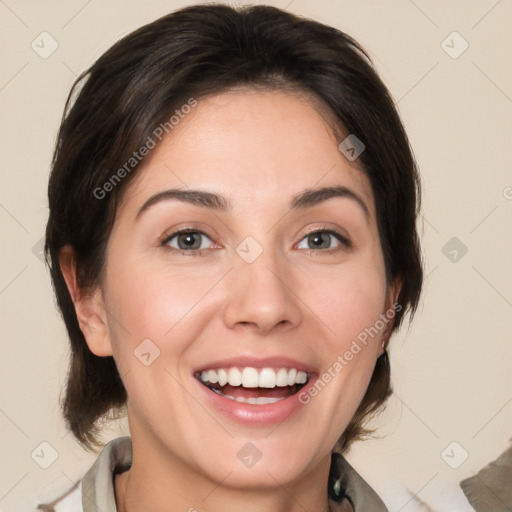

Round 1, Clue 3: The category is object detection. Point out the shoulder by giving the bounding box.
[329,452,389,512]
[36,436,132,512]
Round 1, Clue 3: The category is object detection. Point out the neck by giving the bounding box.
[114,427,332,512]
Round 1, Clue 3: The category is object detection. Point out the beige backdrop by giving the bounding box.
[1,0,511,510]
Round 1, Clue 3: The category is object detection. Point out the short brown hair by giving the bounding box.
[45,3,423,452]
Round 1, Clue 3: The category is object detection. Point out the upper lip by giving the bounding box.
[193,355,317,375]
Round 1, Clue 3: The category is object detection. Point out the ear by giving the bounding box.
[382,276,403,348]
[385,276,402,311]
[59,245,113,357]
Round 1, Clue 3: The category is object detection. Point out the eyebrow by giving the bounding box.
[135,185,370,221]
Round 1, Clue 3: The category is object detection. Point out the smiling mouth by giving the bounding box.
[195,367,310,405]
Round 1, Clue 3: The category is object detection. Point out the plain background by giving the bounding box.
[1,0,511,510]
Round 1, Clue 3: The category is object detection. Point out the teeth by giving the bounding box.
[241,367,259,388]
[227,368,242,386]
[217,368,228,386]
[259,368,277,388]
[210,388,286,405]
[296,370,308,384]
[198,366,309,388]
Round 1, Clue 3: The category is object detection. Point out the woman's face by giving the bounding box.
[88,89,398,488]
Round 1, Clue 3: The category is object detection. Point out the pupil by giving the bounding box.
[179,233,200,249]
[310,232,328,249]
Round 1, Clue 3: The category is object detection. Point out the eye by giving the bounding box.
[296,228,350,251]
[162,229,214,252]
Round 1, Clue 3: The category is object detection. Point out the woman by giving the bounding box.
[40,3,423,511]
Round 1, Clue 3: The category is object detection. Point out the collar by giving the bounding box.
[80,436,388,512]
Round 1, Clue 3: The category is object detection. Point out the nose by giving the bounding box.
[222,247,303,336]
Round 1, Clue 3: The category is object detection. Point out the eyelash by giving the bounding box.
[160,226,351,256]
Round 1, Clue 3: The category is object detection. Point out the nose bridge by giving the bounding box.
[222,235,302,333]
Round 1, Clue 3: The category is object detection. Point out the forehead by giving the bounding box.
[118,89,375,218]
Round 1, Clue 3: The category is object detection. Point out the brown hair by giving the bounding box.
[45,3,423,452]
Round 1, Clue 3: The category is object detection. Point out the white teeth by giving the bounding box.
[258,368,277,388]
[217,368,228,387]
[198,366,309,388]
[227,368,242,386]
[276,368,289,387]
[250,396,284,405]
[241,367,259,388]
[215,392,285,405]
[296,370,308,384]
[208,385,289,405]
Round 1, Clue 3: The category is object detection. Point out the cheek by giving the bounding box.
[308,262,387,350]
[102,255,223,367]
[299,255,387,424]
[306,255,388,416]
[100,261,222,420]
[299,269,386,438]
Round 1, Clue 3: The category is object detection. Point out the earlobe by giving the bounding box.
[59,245,113,357]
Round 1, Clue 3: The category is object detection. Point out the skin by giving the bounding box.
[61,89,400,512]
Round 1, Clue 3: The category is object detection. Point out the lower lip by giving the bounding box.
[194,376,316,426]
